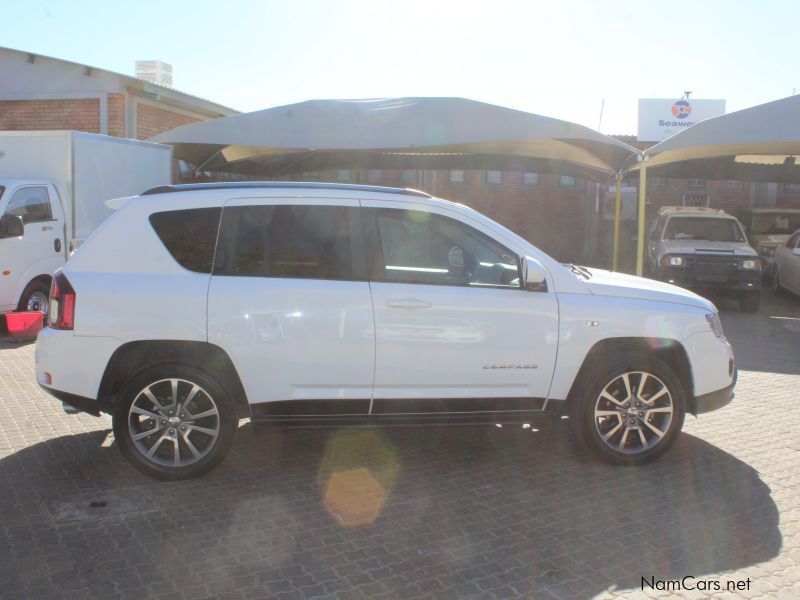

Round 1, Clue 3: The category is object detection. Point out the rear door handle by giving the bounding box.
[386,298,432,309]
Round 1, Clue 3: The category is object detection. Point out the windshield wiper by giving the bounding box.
[563,263,592,279]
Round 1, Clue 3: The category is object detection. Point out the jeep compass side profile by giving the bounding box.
[36,183,736,479]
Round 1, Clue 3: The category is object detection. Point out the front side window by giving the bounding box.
[150,207,222,273]
[368,208,520,288]
[6,186,52,224]
[214,204,365,280]
[663,217,745,243]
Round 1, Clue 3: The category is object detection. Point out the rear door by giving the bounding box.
[207,197,374,417]
[0,184,64,310]
[362,201,559,415]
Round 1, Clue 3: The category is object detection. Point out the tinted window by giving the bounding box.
[368,208,520,288]
[7,186,52,224]
[214,204,365,280]
[149,207,221,273]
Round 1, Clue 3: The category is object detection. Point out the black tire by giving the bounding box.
[772,271,785,297]
[112,364,237,480]
[739,291,761,313]
[17,279,50,314]
[568,354,686,466]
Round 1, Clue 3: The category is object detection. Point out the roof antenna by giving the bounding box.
[682,91,692,99]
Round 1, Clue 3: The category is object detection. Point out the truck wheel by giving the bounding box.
[112,364,237,480]
[17,280,50,315]
[739,291,761,313]
[569,355,686,465]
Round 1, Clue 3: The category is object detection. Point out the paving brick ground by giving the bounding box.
[0,292,799,599]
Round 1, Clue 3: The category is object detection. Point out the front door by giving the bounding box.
[207,198,375,416]
[0,184,64,311]
[361,202,559,415]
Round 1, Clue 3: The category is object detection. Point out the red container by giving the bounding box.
[6,311,44,342]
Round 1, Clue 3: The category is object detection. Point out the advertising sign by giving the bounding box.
[637,98,725,142]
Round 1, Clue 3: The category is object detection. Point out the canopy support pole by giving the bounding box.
[635,160,648,276]
[612,173,622,271]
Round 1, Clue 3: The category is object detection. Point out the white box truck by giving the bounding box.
[0,131,172,315]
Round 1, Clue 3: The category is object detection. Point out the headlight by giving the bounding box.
[757,246,775,257]
[741,259,762,270]
[661,255,684,267]
[705,313,725,338]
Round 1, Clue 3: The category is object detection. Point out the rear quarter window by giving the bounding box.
[149,207,221,273]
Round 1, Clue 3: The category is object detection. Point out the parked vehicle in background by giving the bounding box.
[35,182,736,480]
[738,208,800,282]
[773,228,800,297]
[0,131,172,316]
[647,206,762,312]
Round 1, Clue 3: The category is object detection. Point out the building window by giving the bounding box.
[486,170,502,185]
[367,169,384,183]
[400,170,418,185]
[560,175,576,187]
[687,179,706,190]
[522,172,539,185]
[449,170,465,183]
[649,177,667,190]
[783,183,800,192]
[337,169,352,182]
[723,180,742,191]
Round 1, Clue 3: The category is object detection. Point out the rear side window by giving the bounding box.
[149,208,221,273]
[213,204,365,280]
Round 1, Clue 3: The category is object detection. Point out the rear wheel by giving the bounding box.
[112,364,237,480]
[569,355,686,465]
[17,280,50,315]
[739,291,761,313]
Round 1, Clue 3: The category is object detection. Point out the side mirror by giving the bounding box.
[0,213,24,239]
[521,256,547,291]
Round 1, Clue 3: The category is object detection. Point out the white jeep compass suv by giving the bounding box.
[36,183,736,479]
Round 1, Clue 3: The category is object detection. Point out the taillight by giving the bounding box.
[48,271,75,330]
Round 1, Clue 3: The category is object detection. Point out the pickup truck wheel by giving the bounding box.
[112,365,236,480]
[17,280,50,315]
[570,356,686,465]
[739,291,761,313]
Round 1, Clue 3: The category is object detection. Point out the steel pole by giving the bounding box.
[635,162,647,276]
[612,174,622,271]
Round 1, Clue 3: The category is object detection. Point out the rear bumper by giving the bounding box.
[38,383,109,416]
[693,368,737,414]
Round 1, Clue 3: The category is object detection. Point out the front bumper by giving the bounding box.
[657,267,761,294]
[693,368,737,414]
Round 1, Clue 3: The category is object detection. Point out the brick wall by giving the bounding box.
[135,103,200,140]
[107,94,125,137]
[0,98,100,132]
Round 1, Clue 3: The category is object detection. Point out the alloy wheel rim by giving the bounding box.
[27,291,48,314]
[128,378,220,467]
[594,371,674,455]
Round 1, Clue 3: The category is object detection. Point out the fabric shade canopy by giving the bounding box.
[151,97,637,180]
[632,94,800,182]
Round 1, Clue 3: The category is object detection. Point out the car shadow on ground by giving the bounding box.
[0,419,781,598]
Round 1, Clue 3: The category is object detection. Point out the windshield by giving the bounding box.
[750,212,800,235]
[663,217,745,242]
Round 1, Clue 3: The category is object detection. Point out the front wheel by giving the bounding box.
[17,280,50,315]
[112,365,237,480]
[569,355,686,465]
[739,291,761,313]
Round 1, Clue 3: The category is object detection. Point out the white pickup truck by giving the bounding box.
[0,131,171,315]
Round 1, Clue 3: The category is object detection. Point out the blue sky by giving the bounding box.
[3,0,798,134]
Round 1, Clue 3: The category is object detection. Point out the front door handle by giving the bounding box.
[386,298,432,309]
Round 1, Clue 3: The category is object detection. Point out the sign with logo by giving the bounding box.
[637,98,725,142]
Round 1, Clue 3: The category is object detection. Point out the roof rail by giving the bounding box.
[140,181,432,198]
[658,206,726,215]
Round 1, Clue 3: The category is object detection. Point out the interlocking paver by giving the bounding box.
[1,292,799,599]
